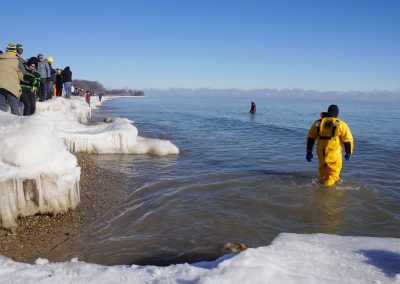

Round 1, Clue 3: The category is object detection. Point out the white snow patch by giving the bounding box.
[1,233,399,283]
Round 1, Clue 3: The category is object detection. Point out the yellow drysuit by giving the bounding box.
[307,117,354,187]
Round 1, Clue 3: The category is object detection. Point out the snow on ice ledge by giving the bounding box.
[0,96,178,229]
[1,233,400,283]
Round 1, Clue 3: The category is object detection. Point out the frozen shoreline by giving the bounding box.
[0,96,179,230]
[0,153,126,263]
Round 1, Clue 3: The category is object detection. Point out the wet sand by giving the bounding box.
[0,153,126,263]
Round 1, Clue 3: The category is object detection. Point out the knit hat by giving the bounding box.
[6,43,17,54]
[16,44,23,50]
[38,53,43,57]
[327,105,339,118]
[47,56,54,63]
[27,57,39,68]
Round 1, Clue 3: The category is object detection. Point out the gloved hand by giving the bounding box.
[344,154,351,161]
[306,152,313,162]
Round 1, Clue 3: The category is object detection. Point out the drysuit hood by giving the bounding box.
[321,105,339,118]
[327,105,339,118]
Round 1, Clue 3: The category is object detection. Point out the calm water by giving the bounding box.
[51,95,400,265]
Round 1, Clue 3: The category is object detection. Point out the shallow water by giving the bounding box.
[51,95,400,265]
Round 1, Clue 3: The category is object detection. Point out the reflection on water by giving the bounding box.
[46,96,400,265]
[307,189,345,235]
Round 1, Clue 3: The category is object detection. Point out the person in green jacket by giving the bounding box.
[20,57,40,116]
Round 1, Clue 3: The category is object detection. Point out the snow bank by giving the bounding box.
[0,96,178,229]
[36,96,91,123]
[1,233,399,283]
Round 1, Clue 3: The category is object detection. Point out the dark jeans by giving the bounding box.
[20,88,36,116]
[39,78,48,101]
[0,88,21,115]
[47,81,54,100]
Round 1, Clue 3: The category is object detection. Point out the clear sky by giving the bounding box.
[2,0,399,91]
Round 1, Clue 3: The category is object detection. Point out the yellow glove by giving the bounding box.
[32,86,37,93]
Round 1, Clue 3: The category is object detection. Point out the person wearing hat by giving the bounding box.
[20,57,41,115]
[37,53,51,101]
[0,43,24,115]
[306,105,354,187]
[16,44,27,75]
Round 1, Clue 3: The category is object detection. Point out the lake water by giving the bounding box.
[51,95,400,266]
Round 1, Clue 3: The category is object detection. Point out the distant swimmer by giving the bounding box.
[249,101,256,114]
[306,105,354,187]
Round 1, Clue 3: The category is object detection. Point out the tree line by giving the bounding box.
[73,79,144,96]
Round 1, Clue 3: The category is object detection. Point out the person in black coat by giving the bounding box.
[61,66,72,98]
[55,69,63,97]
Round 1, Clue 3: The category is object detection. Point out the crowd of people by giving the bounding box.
[0,43,102,116]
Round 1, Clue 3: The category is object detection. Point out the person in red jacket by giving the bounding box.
[249,101,256,114]
[85,90,91,106]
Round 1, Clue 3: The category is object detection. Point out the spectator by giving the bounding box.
[37,53,51,101]
[71,84,75,96]
[20,57,40,116]
[16,44,27,75]
[85,90,91,106]
[0,43,24,115]
[55,69,63,97]
[47,56,55,100]
[62,66,72,98]
[99,92,103,102]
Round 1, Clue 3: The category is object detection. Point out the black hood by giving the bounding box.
[327,105,339,118]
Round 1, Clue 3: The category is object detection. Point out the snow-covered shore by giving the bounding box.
[0,233,399,283]
[0,96,179,229]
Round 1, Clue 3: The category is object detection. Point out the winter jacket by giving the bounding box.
[37,60,50,79]
[56,73,63,88]
[21,70,41,91]
[62,67,72,82]
[48,63,56,81]
[0,52,24,98]
[17,55,27,75]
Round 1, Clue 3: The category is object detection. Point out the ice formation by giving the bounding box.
[0,112,80,230]
[0,96,178,229]
[1,233,400,283]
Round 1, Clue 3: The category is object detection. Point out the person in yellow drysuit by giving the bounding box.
[306,105,354,187]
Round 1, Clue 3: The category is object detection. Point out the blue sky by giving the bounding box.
[2,0,399,91]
